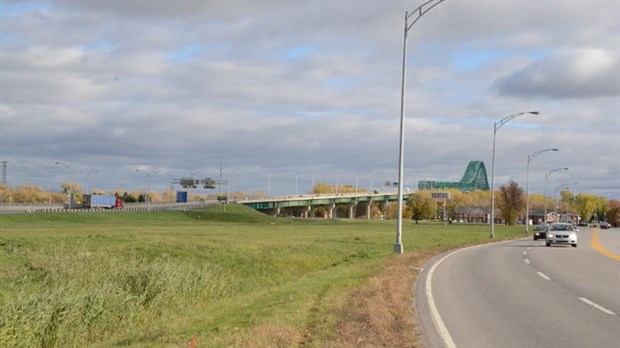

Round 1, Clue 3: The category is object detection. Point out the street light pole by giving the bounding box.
[544,167,568,222]
[553,182,577,222]
[85,169,99,194]
[54,161,74,209]
[490,111,539,239]
[395,0,446,255]
[525,148,558,233]
[136,169,157,211]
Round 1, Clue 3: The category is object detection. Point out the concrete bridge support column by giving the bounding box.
[362,201,371,219]
[302,205,311,219]
[348,202,358,219]
[271,206,281,217]
[328,203,336,219]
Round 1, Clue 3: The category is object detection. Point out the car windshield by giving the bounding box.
[550,224,573,231]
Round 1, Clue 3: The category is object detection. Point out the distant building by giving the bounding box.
[418,161,490,192]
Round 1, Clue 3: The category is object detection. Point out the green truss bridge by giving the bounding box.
[418,161,489,192]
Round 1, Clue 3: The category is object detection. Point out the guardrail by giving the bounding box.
[0,201,219,214]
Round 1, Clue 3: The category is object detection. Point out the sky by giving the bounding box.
[1,0,619,199]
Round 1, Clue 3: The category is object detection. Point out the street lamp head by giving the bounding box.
[529,111,540,115]
[551,148,559,151]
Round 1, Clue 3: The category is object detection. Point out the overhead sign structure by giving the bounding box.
[178,177,218,189]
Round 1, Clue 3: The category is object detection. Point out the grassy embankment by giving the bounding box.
[0,205,524,347]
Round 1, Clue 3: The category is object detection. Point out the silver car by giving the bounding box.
[546,223,578,247]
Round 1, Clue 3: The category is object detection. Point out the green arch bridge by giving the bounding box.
[418,161,489,192]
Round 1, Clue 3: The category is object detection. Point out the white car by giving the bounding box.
[546,223,578,247]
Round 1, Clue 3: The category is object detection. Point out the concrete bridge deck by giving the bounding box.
[241,191,411,218]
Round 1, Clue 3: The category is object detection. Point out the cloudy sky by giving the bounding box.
[1,0,619,199]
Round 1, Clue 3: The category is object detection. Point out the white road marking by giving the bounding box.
[579,298,617,316]
[523,251,527,255]
[537,272,550,280]
[524,259,530,265]
[426,249,464,348]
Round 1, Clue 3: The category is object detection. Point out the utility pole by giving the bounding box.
[1,161,7,186]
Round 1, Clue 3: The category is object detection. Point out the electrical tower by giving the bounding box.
[1,161,7,186]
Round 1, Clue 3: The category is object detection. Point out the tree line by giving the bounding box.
[1,181,617,227]
[308,181,618,227]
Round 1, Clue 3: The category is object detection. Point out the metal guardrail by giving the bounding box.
[0,201,219,214]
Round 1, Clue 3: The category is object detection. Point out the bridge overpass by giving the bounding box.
[1,192,412,218]
[241,191,411,219]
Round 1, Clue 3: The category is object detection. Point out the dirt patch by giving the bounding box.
[324,251,435,348]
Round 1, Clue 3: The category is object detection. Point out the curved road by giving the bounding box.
[415,227,620,348]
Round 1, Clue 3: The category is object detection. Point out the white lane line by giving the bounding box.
[523,251,527,255]
[426,249,461,348]
[524,259,530,265]
[579,298,617,316]
[537,272,551,280]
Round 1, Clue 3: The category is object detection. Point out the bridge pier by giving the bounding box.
[328,203,336,219]
[361,201,371,219]
[348,202,358,219]
[269,206,280,217]
[302,205,311,218]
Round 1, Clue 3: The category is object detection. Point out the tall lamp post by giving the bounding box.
[54,161,74,209]
[525,148,558,233]
[490,111,539,239]
[544,167,568,223]
[85,169,99,194]
[136,169,157,211]
[395,0,446,255]
[554,182,577,221]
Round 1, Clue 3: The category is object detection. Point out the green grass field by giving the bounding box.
[0,205,524,347]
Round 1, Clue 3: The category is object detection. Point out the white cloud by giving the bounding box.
[1,0,618,199]
[494,48,620,98]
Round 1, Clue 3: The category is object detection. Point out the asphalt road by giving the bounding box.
[415,227,620,348]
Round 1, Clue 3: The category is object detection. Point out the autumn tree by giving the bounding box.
[527,193,547,211]
[60,182,84,204]
[605,200,620,227]
[559,189,576,213]
[445,190,466,221]
[0,184,12,203]
[12,184,52,203]
[407,192,434,223]
[383,201,411,220]
[462,189,491,209]
[159,188,177,202]
[574,193,606,222]
[312,183,334,194]
[497,180,525,225]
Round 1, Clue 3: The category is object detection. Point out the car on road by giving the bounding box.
[546,223,578,247]
[599,221,611,229]
[533,224,548,240]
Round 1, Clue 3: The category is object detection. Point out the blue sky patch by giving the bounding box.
[0,1,51,16]
[84,40,118,52]
[451,47,512,71]
[280,45,315,60]
[166,43,205,62]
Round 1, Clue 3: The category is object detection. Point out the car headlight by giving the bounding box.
[547,234,554,238]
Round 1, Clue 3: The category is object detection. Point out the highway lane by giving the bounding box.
[415,227,620,348]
